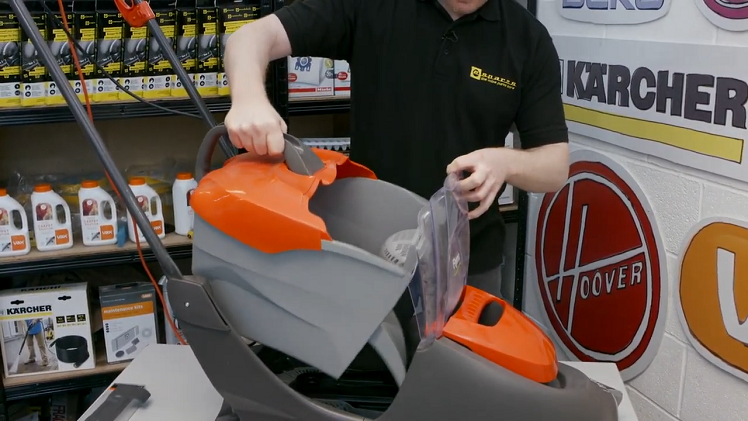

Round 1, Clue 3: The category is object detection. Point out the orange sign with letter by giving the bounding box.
[678,217,748,382]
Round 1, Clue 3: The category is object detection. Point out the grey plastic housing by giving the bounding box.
[191,177,426,379]
[168,273,620,421]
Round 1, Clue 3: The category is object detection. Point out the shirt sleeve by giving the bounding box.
[514,28,568,150]
[273,0,359,61]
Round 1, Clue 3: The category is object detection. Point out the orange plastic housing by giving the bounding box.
[191,148,376,254]
[443,286,558,384]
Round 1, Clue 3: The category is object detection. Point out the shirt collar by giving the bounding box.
[418,0,501,22]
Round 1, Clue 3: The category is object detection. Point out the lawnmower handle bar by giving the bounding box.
[195,125,325,181]
[128,0,237,159]
[7,0,183,281]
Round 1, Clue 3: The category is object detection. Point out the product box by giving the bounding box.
[195,0,218,96]
[72,0,97,103]
[0,283,95,379]
[94,1,124,102]
[288,56,334,98]
[145,0,177,99]
[99,282,158,363]
[499,132,515,206]
[46,0,75,106]
[217,0,261,96]
[172,0,197,97]
[333,59,350,97]
[119,21,147,100]
[0,4,21,108]
[20,2,47,107]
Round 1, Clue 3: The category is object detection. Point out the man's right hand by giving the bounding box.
[224,99,288,156]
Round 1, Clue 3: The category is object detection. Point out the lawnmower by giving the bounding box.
[7,0,623,419]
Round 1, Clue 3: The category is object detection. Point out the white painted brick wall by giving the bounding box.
[527,1,748,420]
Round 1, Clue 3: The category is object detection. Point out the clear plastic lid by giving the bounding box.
[408,173,470,349]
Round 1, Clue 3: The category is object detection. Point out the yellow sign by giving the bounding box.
[679,219,748,381]
[469,66,516,90]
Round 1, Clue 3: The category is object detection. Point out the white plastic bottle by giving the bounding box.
[30,184,73,251]
[78,180,118,246]
[0,188,30,257]
[127,177,166,243]
[172,172,198,236]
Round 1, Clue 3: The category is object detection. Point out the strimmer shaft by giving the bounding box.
[7,0,183,280]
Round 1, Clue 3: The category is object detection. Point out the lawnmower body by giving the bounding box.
[164,126,621,421]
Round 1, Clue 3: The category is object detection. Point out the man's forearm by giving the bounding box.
[503,143,569,193]
[224,16,291,103]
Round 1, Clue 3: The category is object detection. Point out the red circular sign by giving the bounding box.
[288,73,298,83]
[337,72,349,81]
[535,160,662,373]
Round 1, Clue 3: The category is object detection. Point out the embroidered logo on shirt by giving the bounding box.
[469,66,516,90]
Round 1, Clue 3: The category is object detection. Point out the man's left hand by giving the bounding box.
[446,148,509,220]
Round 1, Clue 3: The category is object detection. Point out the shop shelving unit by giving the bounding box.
[0,0,536,418]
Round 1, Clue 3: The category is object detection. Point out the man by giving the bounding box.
[25,318,48,366]
[223,0,569,298]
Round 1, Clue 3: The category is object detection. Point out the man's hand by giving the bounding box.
[447,148,509,220]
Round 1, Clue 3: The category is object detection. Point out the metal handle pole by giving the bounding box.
[8,0,183,281]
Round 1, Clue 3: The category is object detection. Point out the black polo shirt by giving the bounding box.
[275,0,568,275]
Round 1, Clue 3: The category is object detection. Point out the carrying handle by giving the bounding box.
[195,125,325,182]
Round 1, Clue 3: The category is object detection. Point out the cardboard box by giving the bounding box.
[49,393,78,421]
[333,59,350,97]
[145,0,176,99]
[288,56,334,98]
[172,0,197,98]
[195,0,218,96]
[0,3,22,108]
[119,21,148,100]
[0,283,95,379]
[499,132,515,206]
[94,2,124,102]
[20,2,47,107]
[99,282,158,363]
[45,0,74,106]
[72,0,97,103]
[217,0,261,96]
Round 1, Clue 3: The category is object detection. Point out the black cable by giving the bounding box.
[39,0,202,119]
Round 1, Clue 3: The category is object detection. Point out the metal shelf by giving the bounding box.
[288,97,351,116]
[4,366,125,402]
[0,234,192,277]
[0,96,351,126]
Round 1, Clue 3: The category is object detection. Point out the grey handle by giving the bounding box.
[195,125,325,181]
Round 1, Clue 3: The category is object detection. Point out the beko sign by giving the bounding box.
[559,0,672,24]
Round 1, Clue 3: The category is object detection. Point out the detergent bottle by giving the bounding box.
[78,180,118,246]
[172,172,197,236]
[0,188,30,257]
[127,177,166,243]
[30,184,73,251]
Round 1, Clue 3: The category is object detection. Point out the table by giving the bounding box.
[78,344,638,420]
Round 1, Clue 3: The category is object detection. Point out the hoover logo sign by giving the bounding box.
[694,0,748,32]
[534,149,668,381]
[555,36,748,184]
[678,218,748,383]
[559,0,672,24]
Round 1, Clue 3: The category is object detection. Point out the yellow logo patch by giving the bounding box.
[470,66,516,90]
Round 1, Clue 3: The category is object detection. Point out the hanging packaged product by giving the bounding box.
[195,0,219,96]
[78,180,117,246]
[0,2,22,108]
[334,60,350,97]
[172,0,197,98]
[287,56,334,98]
[20,1,48,107]
[72,0,97,102]
[0,188,30,257]
[45,0,74,106]
[30,184,73,252]
[144,0,177,99]
[127,177,165,243]
[172,172,197,236]
[93,0,125,102]
[217,0,261,96]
